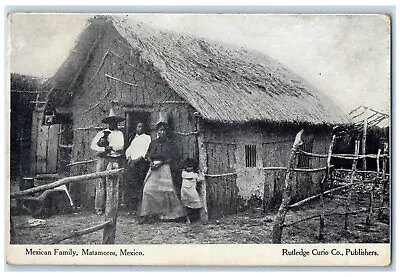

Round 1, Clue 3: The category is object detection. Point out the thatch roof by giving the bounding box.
[46,15,349,125]
[349,105,389,128]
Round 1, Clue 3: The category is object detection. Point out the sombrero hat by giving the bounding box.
[101,108,125,124]
[156,112,169,129]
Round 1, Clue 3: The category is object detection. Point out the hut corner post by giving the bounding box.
[102,164,121,244]
[272,130,303,244]
[196,115,208,222]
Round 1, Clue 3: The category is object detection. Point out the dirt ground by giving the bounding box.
[10,190,390,245]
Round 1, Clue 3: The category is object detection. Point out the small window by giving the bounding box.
[298,139,314,168]
[245,145,257,167]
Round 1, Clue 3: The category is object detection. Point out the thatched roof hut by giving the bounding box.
[45,15,348,125]
[38,15,349,217]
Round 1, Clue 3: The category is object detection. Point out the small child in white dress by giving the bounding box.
[181,158,204,223]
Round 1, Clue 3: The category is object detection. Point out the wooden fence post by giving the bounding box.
[102,162,120,244]
[345,140,359,231]
[272,130,303,244]
[362,119,368,179]
[378,143,388,220]
[318,134,335,241]
[366,149,380,227]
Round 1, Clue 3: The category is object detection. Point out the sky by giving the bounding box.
[8,13,391,115]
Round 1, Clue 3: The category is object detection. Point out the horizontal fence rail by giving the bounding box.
[203,166,332,178]
[11,169,123,198]
[299,149,389,160]
[67,159,97,167]
[283,207,389,228]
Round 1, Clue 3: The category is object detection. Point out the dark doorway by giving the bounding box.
[123,111,152,212]
[125,111,152,145]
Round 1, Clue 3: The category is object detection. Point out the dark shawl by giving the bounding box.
[146,137,177,163]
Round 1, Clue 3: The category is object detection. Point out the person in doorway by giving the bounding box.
[125,122,151,212]
[139,120,186,224]
[90,108,124,215]
[181,158,204,223]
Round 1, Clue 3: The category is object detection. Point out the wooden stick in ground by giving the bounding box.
[365,186,374,227]
[284,206,388,228]
[366,149,381,226]
[345,140,360,231]
[11,169,124,198]
[318,134,335,241]
[102,163,121,244]
[362,119,368,179]
[272,130,303,244]
[378,143,388,220]
[51,220,112,244]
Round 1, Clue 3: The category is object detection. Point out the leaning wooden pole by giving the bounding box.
[378,143,388,220]
[288,180,362,209]
[345,140,359,231]
[11,169,124,198]
[272,130,303,244]
[318,134,335,241]
[52,221,112,244]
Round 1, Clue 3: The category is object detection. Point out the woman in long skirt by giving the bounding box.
[139,122,186,223]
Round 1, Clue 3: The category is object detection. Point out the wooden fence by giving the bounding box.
[11,129,389,244]
[271,130,389,243]
[11,169,124,244]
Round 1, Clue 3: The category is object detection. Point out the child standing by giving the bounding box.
[181,158,204,223]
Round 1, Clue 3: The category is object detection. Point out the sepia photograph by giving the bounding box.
[7,13,391,265]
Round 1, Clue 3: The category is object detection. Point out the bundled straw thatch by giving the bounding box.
[46,15,349,125]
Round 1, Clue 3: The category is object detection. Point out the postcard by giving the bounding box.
[6,13,391,266]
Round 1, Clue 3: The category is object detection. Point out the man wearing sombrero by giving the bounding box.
[90,108,125,215]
